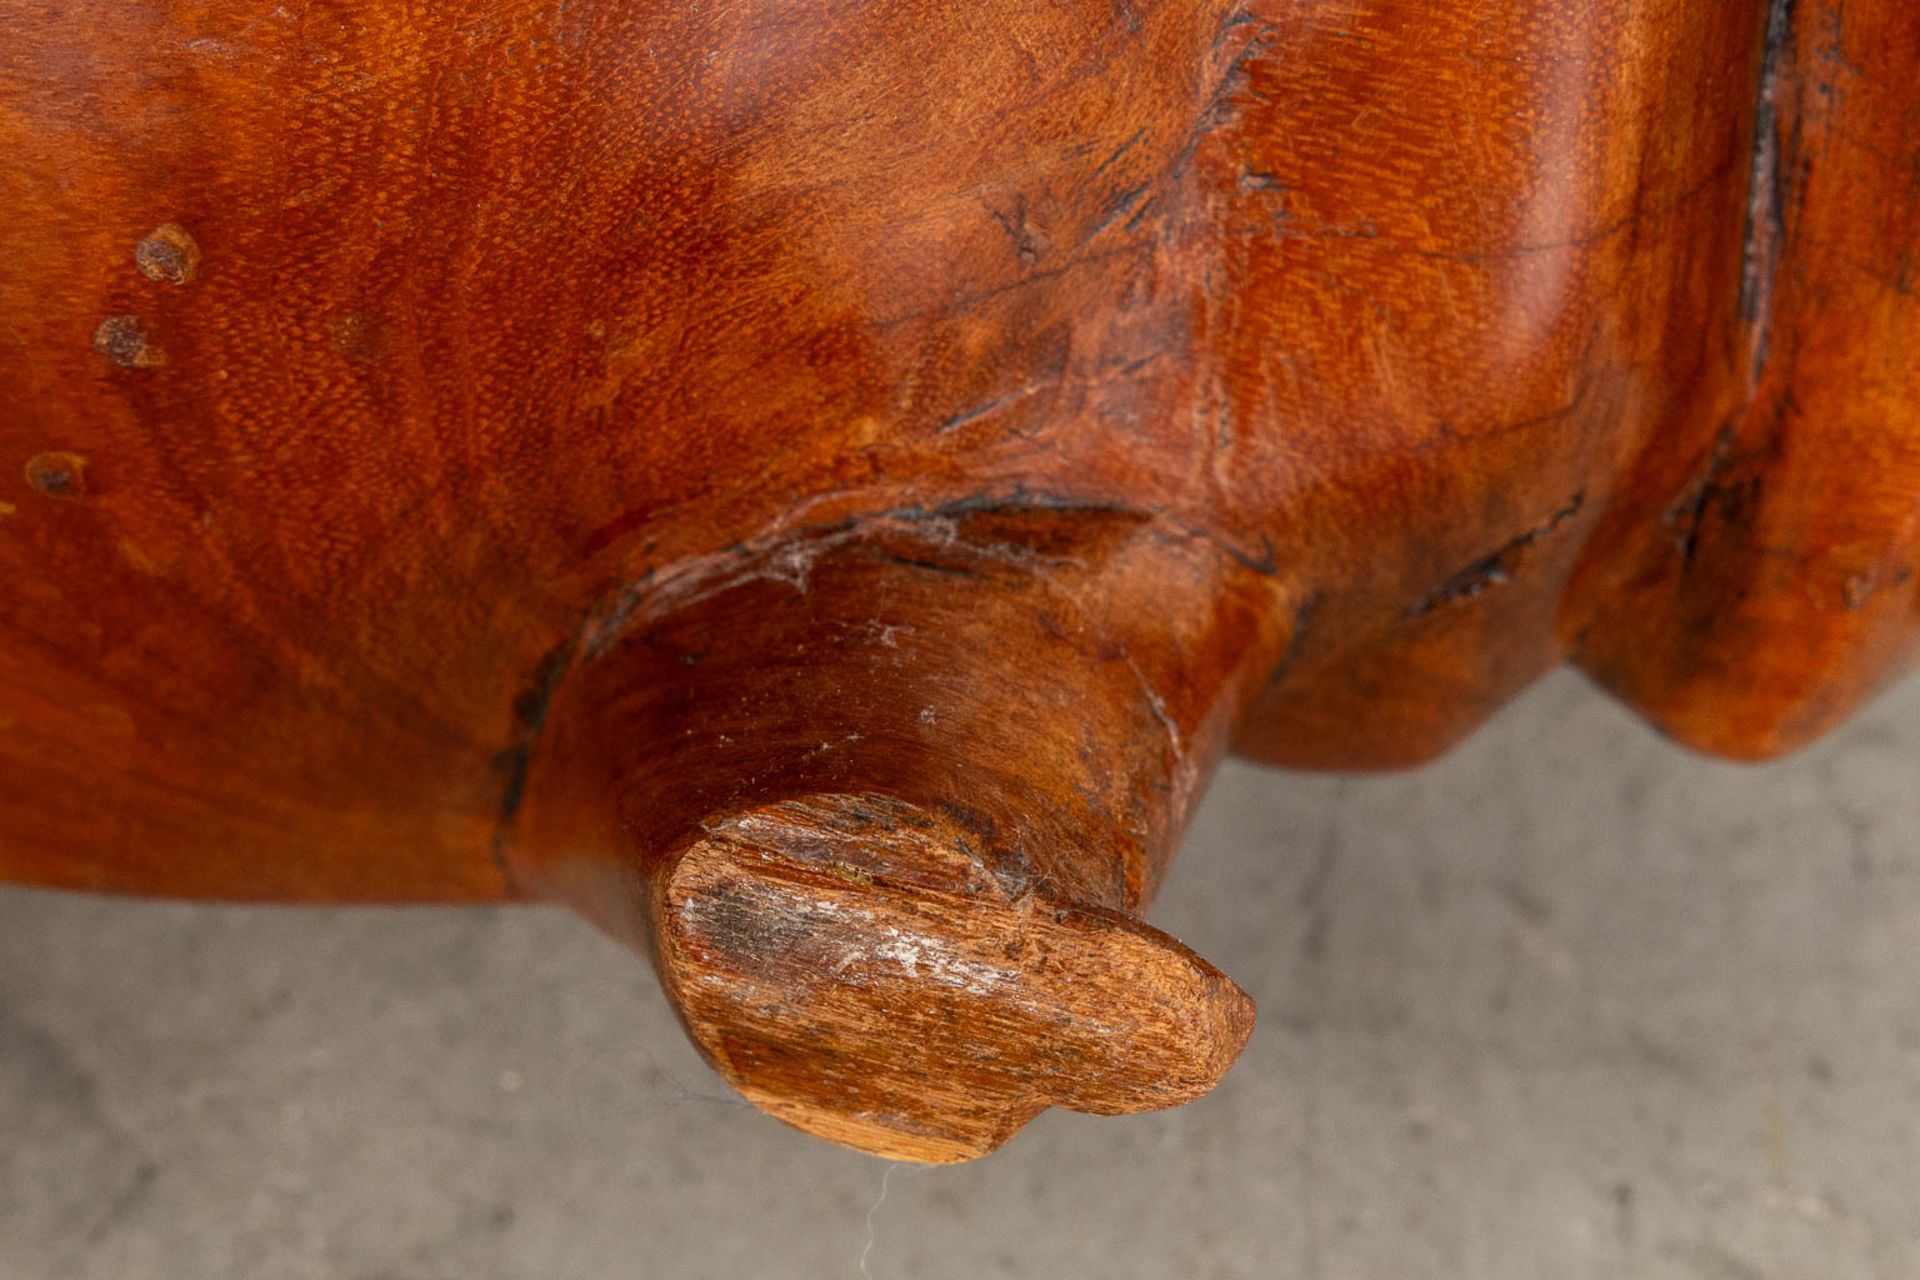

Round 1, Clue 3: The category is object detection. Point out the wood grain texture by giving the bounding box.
[2,0,1917,1158]
[508,505,1283,1156]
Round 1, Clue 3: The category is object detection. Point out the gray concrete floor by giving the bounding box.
[3,670,1918,1279]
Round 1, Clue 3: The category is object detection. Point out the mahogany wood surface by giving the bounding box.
[3,0,1916,1158]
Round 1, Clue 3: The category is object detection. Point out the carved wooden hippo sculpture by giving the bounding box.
[3,0,1916,1160]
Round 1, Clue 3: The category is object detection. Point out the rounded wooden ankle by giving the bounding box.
[510,501,1288,1160]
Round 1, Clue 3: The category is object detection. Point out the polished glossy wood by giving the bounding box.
[3,0,1916,1159]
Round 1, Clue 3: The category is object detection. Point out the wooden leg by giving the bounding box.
[508,499,1291,1161]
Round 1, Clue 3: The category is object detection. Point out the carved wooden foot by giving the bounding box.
[654,798,1253,1161]
[507,503,1288,1159]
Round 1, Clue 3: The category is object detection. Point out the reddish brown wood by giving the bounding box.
[510,506,1282,1158]
[2,0,1917,1159]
